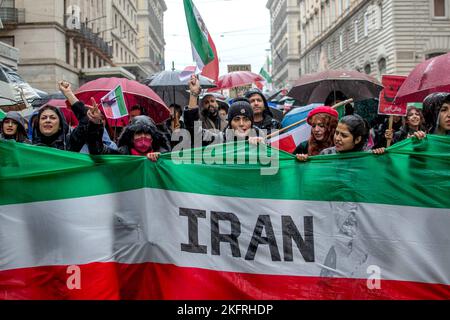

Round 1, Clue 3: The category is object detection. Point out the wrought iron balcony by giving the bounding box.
[65,16,113,58]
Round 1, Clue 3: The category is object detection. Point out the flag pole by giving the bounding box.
[266,98,353,139]
[386,115,394,147]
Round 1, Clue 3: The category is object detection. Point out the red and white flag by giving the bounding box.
[268,123,311,153]
[179,65,201,82]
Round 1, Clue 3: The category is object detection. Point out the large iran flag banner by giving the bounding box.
[0,137,449,300]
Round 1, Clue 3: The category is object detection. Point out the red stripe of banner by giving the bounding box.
[1,262,448,300]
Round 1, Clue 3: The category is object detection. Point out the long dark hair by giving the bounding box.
[1,112,29,143]
[405,107,426,131]
[423,92,450,133]
[338,114,369,152]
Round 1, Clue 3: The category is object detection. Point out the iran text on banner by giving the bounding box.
[268,123,311,153]
[0,137,449,300]
[183,0,215,75]
[100,85,128,119]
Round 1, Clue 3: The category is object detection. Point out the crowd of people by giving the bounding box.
[1,77,449,164]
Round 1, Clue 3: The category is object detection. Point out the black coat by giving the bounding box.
[88,115,171,155]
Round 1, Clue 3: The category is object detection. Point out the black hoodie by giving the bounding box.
[244,89,281,134]
[0,111,30,143]
[89,115,171,155]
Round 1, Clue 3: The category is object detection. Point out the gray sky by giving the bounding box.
[164,0,271,76]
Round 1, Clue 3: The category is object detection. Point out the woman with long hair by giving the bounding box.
[295,106,339,161]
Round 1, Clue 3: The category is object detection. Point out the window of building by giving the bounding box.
[66,40,70,64]
[328,42,332,60]
[0,36,14,47]
[433,0,447,18]
[378,58,386,75]
[81,48,85,68]
[2,0,14,8]
[364,63,371,75]
[73,45,78,68]
[364,12,369,36]
[354,20,359,43]
[425,52,446,59]
[339,33,344,52]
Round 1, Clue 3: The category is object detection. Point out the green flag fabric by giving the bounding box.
[0,137,449,300]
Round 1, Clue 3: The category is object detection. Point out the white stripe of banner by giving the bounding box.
[0,189,449,285]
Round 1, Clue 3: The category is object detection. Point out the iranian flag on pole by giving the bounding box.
[100,85,128,119]
[0,137,449,300]
[183,0,216,78]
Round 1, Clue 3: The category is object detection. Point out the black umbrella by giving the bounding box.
[143,70,216,107]
[288,69,383,105]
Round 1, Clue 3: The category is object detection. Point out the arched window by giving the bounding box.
[378,58,386,75]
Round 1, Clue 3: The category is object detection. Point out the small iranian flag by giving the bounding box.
[100,85,128,119]
[179,65,201,82]
[184,0,215,72]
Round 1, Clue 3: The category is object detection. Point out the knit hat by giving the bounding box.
[307,106,339,125]
[227,99,254,124]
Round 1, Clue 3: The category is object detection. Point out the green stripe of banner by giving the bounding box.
[0,136,449,208]
[0,108,6,120]
[114,85,128,116]
[183,0,214,65]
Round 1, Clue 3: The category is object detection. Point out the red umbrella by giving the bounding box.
[74,77,170,124]
[394,52,450,105]
[208,71,264,91]
[288,69,383,105]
